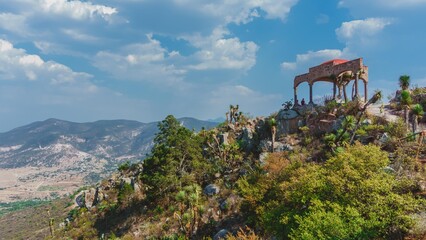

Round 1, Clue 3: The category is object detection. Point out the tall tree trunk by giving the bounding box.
[271,126,276,153]
[405,106,409,128]
[413,116,418,135]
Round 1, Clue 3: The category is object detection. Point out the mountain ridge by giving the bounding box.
[0,117,218,202]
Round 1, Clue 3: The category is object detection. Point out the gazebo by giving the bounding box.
[293,58,369,105]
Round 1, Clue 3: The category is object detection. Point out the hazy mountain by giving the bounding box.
[0,117,217,202]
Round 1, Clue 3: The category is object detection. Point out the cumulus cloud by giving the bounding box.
[281,49,347,71]
[175,0,299,24]
[0,13,29,36]
[93,34,186,86]
[184,27,259,71]
[0,38,92,85]
[37,0,117,21]
[336,18,393,41]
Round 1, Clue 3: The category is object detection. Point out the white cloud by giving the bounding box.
[336,18,393,41]
[0,38,92,84]
[0,13,29,36]
[39,0,117,21]
[174,0,299,24]
[62,29,99,42]
[93,34,186,86]
[339,0,426,9]
[281,49,347,71]
[183,27,259,71]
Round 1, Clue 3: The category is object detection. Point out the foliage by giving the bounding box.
[400,90,412,106]
[412,103,424,118]
[118,161,131,171]
[239,144,424,239]
[0,200,49,217]
[117,182,134,204]
[399,75,411,90]
[226,226,261,240]
[141,115,207,202]
[173,184,204,237]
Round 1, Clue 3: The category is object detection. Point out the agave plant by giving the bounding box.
[349,91,382,144]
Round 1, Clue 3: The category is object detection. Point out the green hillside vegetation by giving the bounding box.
[0,198,70,240]
[12,80,426,239]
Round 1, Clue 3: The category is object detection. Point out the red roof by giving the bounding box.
[321,59,348,65]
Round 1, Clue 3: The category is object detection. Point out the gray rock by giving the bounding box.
[274,142,294,152]
[218,133,229,145]
[75,192,85,207]
[219,200,228,211]
[379,132,390,144]
[362,119,372,126]
[214,229,229,240]
[84,188,98,208]
[242,127,254,141]
[259,152,269,166]
[204,184,220,196]
[258,140,272,152]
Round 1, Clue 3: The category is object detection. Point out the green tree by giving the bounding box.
[141,115,205,202]
[399,75,411,90]
[411,104,424,134]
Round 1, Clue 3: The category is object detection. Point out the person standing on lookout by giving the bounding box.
[301,98,306,105]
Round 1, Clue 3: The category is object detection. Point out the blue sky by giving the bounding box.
[1,0,426,132]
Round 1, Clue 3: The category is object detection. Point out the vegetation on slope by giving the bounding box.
[23,79,426,239]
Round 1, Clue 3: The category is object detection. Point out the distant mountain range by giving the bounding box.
[0,118,218,201]
[0,117,218,169]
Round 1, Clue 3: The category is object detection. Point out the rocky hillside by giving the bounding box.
[0,118,217,202]
[44,105,426,239]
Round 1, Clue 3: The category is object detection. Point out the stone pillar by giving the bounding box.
[333,82,336,99]
[309,83,313,104]
[294,87,299,106]
[364,81,368,102]
[354,75,359,99]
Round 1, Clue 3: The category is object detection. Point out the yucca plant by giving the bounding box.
[411,104,424,134]
[399,75,410,90]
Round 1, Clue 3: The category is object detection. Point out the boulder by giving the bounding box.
[75,192,85,207]
[204,184,220,196]
[213,229,230,240]
[84,188,98,208]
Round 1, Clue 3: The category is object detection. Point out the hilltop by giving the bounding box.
[28,84,425,239]
[1,85,426,239]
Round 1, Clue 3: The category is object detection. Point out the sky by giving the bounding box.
[1,0,426,132]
